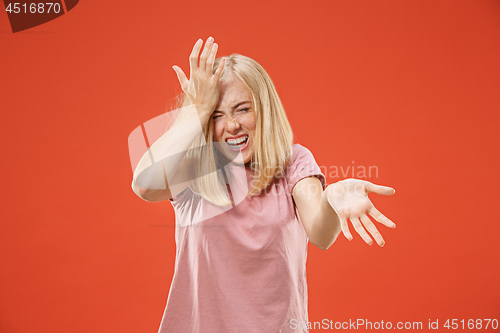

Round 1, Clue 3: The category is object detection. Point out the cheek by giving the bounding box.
[241,113,257,134]
[212,121,224,141]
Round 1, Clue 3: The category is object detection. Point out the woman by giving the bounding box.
[131,37,396,333]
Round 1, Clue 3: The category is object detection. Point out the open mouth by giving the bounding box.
[226,135,249,149]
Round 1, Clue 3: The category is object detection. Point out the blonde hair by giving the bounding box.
[171,54,293,206]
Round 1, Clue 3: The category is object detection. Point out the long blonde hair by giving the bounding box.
[171,54,293,206]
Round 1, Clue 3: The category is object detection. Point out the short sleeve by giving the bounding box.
[286,144,326,194]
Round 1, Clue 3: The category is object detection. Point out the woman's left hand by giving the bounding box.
[325,179,396,246]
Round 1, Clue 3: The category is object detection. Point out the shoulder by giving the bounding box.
[285,143,326,193]
[290,143,317,166]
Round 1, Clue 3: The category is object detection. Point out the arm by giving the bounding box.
[132,104,209,202]
[293,177,396,249]
[293,177,341,250]
[132,37,225,202]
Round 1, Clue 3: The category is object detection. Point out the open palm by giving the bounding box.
[326,179,396,247]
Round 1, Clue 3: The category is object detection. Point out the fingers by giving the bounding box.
[351,217,373,245]
[214,57,225,79]
[206,42,218,72]
[340,216,353,241]
[187,37,221,79]
[360,214,385,247]
[189,39,203,74]
[369,206,396,229]
[172,66,188,90]
[365,182,395,196]
[199,37,214,71]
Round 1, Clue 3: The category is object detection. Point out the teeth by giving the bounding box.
[227,135,248,145]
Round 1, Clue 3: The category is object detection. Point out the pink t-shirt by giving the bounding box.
[159,144,326,333]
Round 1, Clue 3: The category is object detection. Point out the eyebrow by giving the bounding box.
[214,101,251,113]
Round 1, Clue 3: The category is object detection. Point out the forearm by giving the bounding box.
[133,105,211,195]
[309,187,342,250]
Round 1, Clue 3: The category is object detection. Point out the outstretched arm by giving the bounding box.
[293,177,396,250]
[293,177,341,250]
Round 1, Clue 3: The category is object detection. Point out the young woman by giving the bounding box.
[131,37,396,333]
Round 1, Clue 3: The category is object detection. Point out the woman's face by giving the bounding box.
[212,75,256,165]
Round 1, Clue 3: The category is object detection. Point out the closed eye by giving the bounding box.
[238,108,250,113]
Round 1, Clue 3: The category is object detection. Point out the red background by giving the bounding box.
[1,0,499,332]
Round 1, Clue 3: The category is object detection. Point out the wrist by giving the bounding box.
[186,104,213,128]
[321,185,333,209]
[194,104,214,117]
[323,184,340,216]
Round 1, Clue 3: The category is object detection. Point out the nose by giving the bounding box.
[224,115,241,133]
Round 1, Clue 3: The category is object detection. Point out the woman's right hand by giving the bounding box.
[172,37,226,116]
